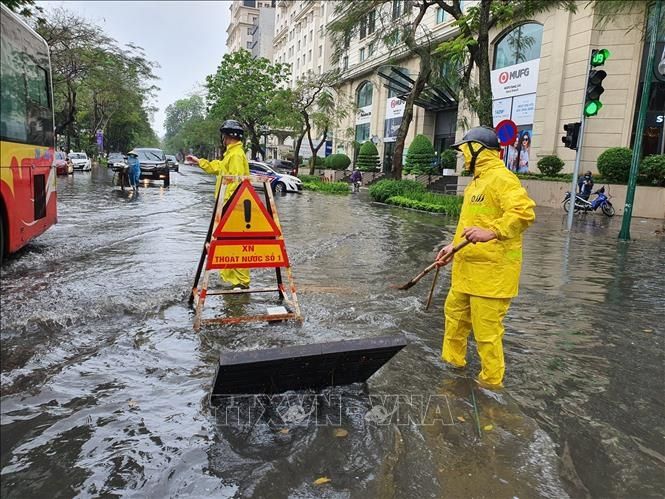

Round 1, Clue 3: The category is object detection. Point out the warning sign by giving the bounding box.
[207,239,289,269]
[213,180,281,238]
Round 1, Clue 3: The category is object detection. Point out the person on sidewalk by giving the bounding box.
[436,126,536,390]
[350,168,362,193]
[186,120,251,289]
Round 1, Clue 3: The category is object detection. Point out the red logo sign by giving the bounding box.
[499,72,509,84]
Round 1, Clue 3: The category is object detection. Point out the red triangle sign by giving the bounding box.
[213,180,282,238]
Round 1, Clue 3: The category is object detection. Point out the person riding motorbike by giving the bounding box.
[186,120,251,289]
[435,126,536,389]
[350,169,362,193]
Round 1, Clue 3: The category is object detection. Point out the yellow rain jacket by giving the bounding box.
[451,148,536,298]
[198,141,251,287]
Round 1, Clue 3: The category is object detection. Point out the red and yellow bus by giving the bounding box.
[0,4,57,261]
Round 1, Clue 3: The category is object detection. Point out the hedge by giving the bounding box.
[536,155,565,176]
[641,154,665,186]
[440,149,457,171]
[324,153,351,170]
[387,195,463,215]
[597,147,633,182]
[404,134,435,175]
[368,179,425,202]
[301,179,350,195]
[356,141,380,171]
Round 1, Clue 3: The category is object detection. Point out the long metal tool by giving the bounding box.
[395,239,471,291]
[425,266,440,311]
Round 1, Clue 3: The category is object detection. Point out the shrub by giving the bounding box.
[368,179,425,203]
[313,155,326,167]
[298,175,321,183]
[301,179,350,194]
[356,141,380,171]
[386,194,463,215]
[404,134,435,175]
[440,149,457,171]
[324,153,351,170]
[597,147,633,182]
[641,154,665,186]
[536,155,565,176]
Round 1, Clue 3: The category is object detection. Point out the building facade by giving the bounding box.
[330,1,660,174]
[272,0,335,87]
[226,0,276,58]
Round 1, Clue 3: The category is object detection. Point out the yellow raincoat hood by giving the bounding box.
[451,145,536,298]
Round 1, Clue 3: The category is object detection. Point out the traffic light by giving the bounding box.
[562,122,581,150]
[584,49,610,117]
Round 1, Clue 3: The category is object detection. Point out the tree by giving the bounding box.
[1,0,44,21]
[34,7,159,153]
[356,141,381,171]
[329,1,576,179]
[404,134,435,174]
[206,50,290,159]
[164,95,205,140]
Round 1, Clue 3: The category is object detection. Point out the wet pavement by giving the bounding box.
[1,165,664,498]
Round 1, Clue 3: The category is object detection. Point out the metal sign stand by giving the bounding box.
[191,176,302,330]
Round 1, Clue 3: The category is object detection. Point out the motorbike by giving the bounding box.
[563,186,615,217]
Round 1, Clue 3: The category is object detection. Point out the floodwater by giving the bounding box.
[1,165,664,498]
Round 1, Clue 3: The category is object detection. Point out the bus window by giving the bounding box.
[27,64,49,109]
[26,61,53,147]
[0,34,27,142]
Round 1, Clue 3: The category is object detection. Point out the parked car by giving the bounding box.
[269,158,296,175]
[108,152,127,172]
[165,154,179,172]
[249,161,302,193]
[69,152,91,171]
[135,148,170,187]
[54,151,73,175]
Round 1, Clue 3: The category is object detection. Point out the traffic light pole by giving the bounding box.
[619,0,662,241]
[566,116,587,230]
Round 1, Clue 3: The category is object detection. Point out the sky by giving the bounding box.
[38,1,232,137]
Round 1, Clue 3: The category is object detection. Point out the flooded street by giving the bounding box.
[1,165,664,498]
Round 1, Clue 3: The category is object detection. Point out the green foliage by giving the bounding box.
[298,175,321,183]
[35,7,158,153]
[314,156,326,167]
[2,0,44,21]
[386,194,463,215]
[404,134,436,174]
[356,141,380,172]
[301,180,350,195]
[164,96,204,141]
[324,153,351,170]
[440,149,458,171]
[206,49,290,157]
[640,154,665,186]
[368,179,425,203]
[597,147,633,182]
[536,155,565,176]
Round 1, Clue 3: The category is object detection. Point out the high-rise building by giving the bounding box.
[226,0,276,59]
[272,0,335,87]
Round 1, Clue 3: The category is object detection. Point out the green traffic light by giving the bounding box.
[584,100,603,117]
[591,48,611,67]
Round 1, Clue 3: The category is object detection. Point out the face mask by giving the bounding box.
[459,143,473,169]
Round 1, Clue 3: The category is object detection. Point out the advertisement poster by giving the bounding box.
[355,105,372,125]
[503,127,532,173]
[492,98,512,127]
[384,97,405,142]
[511,93,536,126]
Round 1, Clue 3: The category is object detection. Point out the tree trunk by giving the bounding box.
[391,54,432,180]
[307,125,328,175]
[293,131,305,176]
[476,0,493,127]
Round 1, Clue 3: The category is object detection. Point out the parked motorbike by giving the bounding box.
[563,186,615,217]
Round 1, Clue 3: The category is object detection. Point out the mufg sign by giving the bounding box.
[491,59,540,99]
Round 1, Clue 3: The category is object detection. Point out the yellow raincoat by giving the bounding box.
[198,141,251,287]
[443,146,535,387]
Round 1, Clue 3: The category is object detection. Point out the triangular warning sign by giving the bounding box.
[213,179,282,238]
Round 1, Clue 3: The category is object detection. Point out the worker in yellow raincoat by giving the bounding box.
[186,120,251,289]
[436,126,535,389]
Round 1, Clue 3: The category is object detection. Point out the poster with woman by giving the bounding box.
[515,129,532,173]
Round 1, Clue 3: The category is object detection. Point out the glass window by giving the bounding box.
[0,34,27,142]
[319,45,322,57]
[357,81,373,107]
[360,18,367,40]
[436,7,445,24]
[368,41,375,56]
[368,10,376,34]
[246,41,253,49]
[392,0,402,19]
[355,123,370,142]
[343,56,349,70]
[360,47,366,62]
[493,23,543,70]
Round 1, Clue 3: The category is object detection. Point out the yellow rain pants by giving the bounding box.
[442,144,535,388]
[198,141,251,287]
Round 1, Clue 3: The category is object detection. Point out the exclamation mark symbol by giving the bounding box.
[244,200,251,229]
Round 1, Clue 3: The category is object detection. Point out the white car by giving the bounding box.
[249,161,302,193]
[69,152,91,171]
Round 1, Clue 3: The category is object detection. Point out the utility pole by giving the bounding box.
[619,0,663,241]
